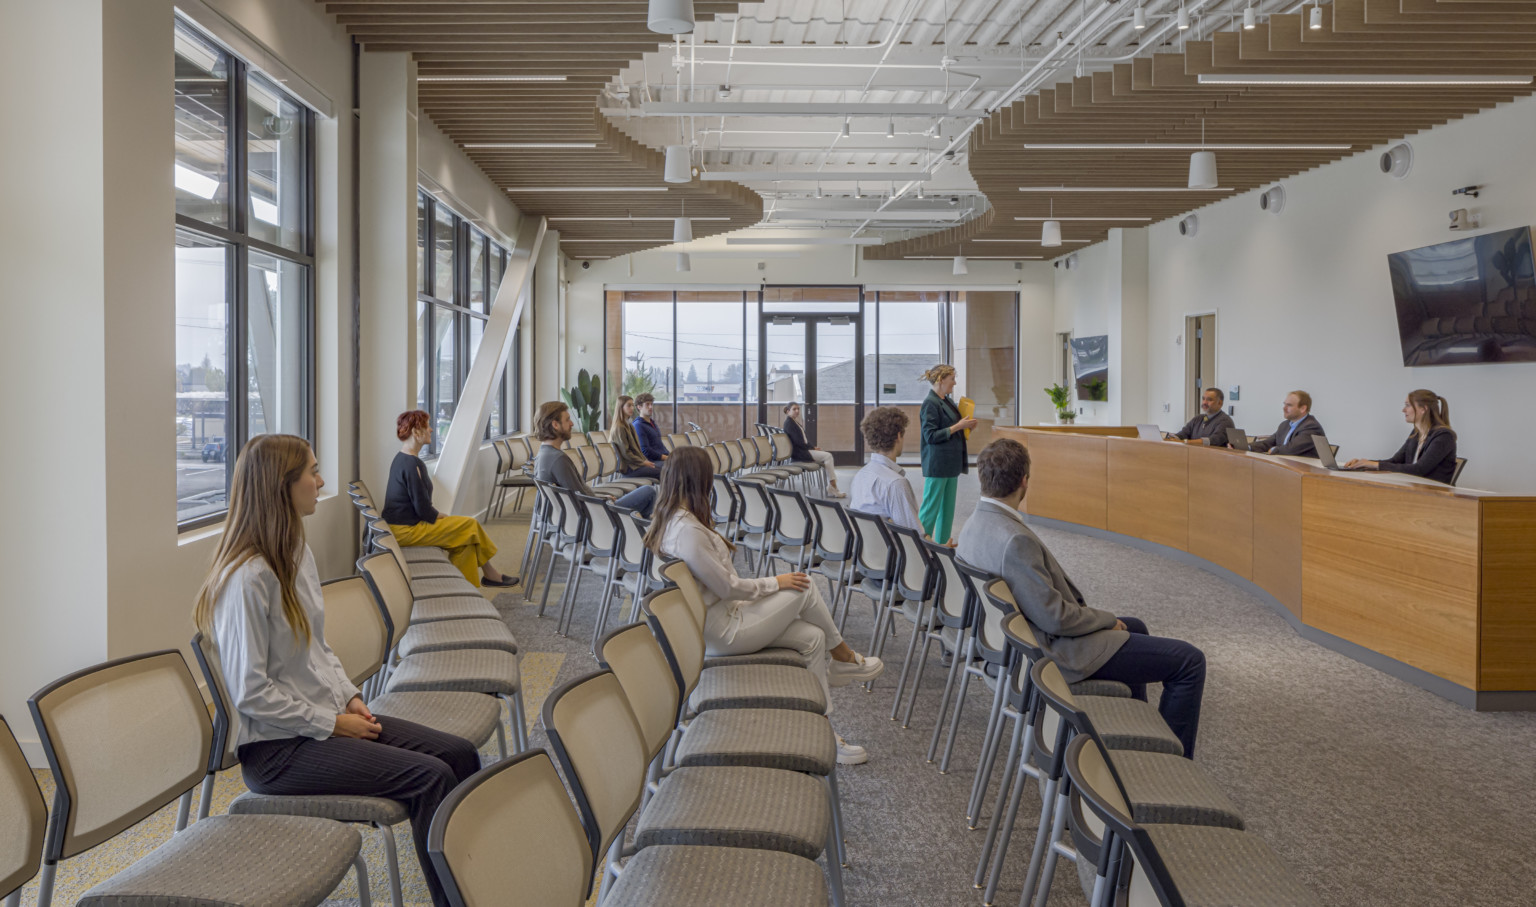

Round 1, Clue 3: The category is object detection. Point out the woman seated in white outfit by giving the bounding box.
[645,445,885,765]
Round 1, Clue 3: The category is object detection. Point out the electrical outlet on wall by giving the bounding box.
[1228,405,1236,416]
[1162,402,1171,413]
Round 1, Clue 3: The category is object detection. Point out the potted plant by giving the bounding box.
[561,368,603,432]
[1045,384,1076,424]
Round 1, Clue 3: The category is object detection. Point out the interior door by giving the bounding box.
[759,314,863,464]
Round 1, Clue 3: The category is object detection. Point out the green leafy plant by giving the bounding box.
[561,368,602,432]
[1044,383,1073,411]
[1085,378,1108,402]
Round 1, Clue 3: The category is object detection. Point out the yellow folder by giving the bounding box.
[958,397,975,438]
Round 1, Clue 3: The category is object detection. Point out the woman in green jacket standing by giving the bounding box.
[917,364,977,545]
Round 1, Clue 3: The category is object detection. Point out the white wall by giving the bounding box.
[1053,230,1149,425]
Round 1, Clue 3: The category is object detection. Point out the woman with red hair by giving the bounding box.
[381,410,518,588]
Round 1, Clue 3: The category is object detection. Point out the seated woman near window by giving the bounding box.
[610,394,662,480]
[382,410,519,588]
[782,402,845,498]
[646,446,884,765]
[196,434,480,907]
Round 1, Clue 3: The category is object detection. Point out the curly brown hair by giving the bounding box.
[860,407,910,453]
[396,410,430,441]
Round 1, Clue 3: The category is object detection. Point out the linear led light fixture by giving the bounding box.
[725,236,885,245]
[1018,186,1235,192]
[974,238,1091,244]
[904,255,1044,260]
[506,187,670,192]
[419,75,568,82]
[768,211,968,222]
[640,102,987,118]
[1014,216,1153,222]
[464,143,598,149]
[702,170,932,181]
[1196,74,1533,86]
[560,238,674,242]
[1020,143,1352,151]
[548,216,733,222]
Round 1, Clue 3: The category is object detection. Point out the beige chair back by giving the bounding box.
[369,527,415,582]
[1065,736,1128,851]
[597,625,680,761]
[542,672,647,862]
[190,632,242,772]
[568,432,590,448]
[432,750,591,907]
[29,651,211,860]
[359,551,417,652]
[349,480,375,510]
[322,576,390,686]
[754,435,777,464]
[770,432,793,461]
[658,560,706,626]
[642,588,704,698]
[1035,660,1079,765]
[0,715,46,900]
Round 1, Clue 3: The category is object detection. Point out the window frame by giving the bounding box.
[176,17,316,531]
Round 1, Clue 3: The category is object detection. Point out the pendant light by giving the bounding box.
[1243,5,1256,29]
[676,252,691,272]
[1133,3,1146,29]
[952,245,969,275]
[1188,120,1219,189]
[672,216,693,243]
[815,183,824,199]
[1042,198,1062,247]
[663,144,691,183]
[886,119,895,139]
[841,120,851,140]
[648,0,694,35]
[1310,1,1323,29]
[1177,1,1190,30]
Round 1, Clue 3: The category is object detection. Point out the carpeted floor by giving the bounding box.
[18,468,1536,906]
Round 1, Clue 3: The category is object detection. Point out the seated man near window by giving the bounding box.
[632,392,669,463]
[848,406,922,531]
[534,401,658,517]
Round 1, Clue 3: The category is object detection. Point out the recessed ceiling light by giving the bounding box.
[1197,74,1533,86]
[418,75,568,82]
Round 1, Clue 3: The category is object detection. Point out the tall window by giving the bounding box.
[174,18,314,527]
[416,191,515,456]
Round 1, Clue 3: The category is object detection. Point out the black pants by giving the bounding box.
[238,716,481,907]
[1088,617,1207,758]
[622,465,662,480]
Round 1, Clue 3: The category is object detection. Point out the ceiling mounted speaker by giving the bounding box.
[673,216,693,243]
[1380,141,1413,180]
[1260,185,1286,214]
[1188,150,1219,189]
[676,252,691,272]
[663,145,691,183]
[1178,214,1199,237]
[648,0,695,35]
[1041,219,1063,247]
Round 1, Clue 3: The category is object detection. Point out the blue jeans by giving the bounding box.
[615,484,658,518]
[1088,617,1206,758]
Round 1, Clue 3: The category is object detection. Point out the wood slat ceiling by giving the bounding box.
[320,0,763,258]
[866,0,1536,260]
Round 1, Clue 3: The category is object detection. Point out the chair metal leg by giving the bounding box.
[1019,777,1059,906]
[4,889,20,907]
[928,635,968,763]
[507,691,529,753]
[1028,787,1073,907]
[823,822,847,907]
[939,644,978,773]
[902,627,938,729]
[352,854,373,907]
[535,540,563,618]
[35,862,56,907]
[196,772,216,821]
[376,822,404,907]
[493,719,509,760]
[967,672,1010,827]
[976,708,1025,891]
[826,771,849,868]
[518,524,542,597]
[595,836,623,905]
[983,721,1039,904]
[864,584,897,692]
[889,599,931,721]
[175,788,193,832]
[554,549,583,636]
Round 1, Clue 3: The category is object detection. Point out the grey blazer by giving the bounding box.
[956,500,1128,683]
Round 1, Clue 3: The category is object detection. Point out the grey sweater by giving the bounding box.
[534,443,589,495]
[1175,410,1235,445]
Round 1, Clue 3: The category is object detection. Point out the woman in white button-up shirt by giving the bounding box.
[192,434,479,907]
[644,446,885,765]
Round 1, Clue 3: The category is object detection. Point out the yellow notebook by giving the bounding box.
[958,397,976,438]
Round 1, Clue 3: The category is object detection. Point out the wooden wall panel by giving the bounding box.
[1302,478,1481,688]
[1107,438,1189,551]
[1002,428,1108,529]
[1252,462,1303,616]
[1478,499,1536,691]
[1187,449,1254,579]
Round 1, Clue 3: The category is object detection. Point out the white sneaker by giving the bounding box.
[835,734,868,765]
[828,653,885,688]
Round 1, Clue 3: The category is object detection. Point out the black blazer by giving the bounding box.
[919,390,969,478]
[1378,426,1458,484]
[782,417,815,462]
[1250,413,1326,458]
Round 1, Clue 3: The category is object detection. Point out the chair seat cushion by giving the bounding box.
[1070,678,1133,698]
[1139,824,1320,907]
[1111,752,1245,829]
[409,576,482,599]
[401,546,452,565]
[636,766,829,860]
[409,596,502,623]
[399,618,518,658]
[1078,696,1184,755]
[703,647,807,669]
[676,709,836,774]
[607,845,827,907]
[691,664,827,715]
[228,791,409,826]
[497,475,535,488]
[386,649,520,696]
[400,560,465,581]
[367,691,502,747]
[76,814,360,907]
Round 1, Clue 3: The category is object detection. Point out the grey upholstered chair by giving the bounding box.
[362,529,501,624]
[0,715,46,907]
[28,651,371,907]
[657,560,804,669]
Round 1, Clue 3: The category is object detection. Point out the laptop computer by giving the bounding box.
[1312,435,1368,471]
[1135,424,1165,442]
[1225,426,1250,451]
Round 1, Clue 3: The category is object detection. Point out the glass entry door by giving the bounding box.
[759,313,863,464]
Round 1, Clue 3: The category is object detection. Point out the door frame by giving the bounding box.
[755,294,865,465]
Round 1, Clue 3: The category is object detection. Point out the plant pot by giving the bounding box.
[1055,410,1075,425]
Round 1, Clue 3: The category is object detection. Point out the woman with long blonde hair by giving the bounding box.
[610,394,662,480]
[917,363,977,545]
[1343,389,1460,484]
[195,434,479,907]
[645,446,883,765]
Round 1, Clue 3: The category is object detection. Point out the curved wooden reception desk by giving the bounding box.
[995,427,1536,710]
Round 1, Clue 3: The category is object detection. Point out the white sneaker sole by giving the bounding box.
[828,659,885,688]
[836,748,869,765]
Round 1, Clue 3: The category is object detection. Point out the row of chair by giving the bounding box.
[425,560,847,907]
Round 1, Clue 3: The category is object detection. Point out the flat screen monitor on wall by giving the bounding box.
[1388,226,1536,367]
[1070,334,1109,401]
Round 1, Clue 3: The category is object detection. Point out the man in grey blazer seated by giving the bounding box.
[957,438,1207,757]
[1249,390,1326,458]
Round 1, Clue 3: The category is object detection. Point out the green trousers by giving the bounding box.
[919,475,959,545]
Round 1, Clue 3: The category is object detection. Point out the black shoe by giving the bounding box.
[482,575,521,588]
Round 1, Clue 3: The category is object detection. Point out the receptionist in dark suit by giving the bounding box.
[1343,389,1459,484]
[1249,390,1326,458]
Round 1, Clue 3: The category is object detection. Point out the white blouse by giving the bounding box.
[211,546,361,747]
[658,511,778,611]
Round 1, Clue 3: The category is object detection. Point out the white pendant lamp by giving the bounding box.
[1188,120,1219,189]
[1042,198,1062,247]
[673,216,693,243]
[663,145,691,183]
[841,120,851,140]
[1243,5,1256,29]
[1133,5,1146,29]
[648,0,695,35]
[1309,2,1323,29]
[953,246,969,275]
[1177,2,1190,30]
[676,252,691,272]
[886,119,895,139]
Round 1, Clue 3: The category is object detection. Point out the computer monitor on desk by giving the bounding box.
[1135,424,1164,442]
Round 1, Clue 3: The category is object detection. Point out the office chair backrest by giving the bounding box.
[428,749,592,907]
[593,442,620,479]
[808,498,854,562]
[611,507,651,573]
[507,435,531,470]
[767,487,813,546]
[596,623,682,759]
[576,493,619,554]
[0,715,47,902]
[358,550,416,652]
[888,524,933,600]
[658,559,706,626]
[540,671,647,868]
[320,575,391,686]
[368,528,415,582]
[641,588,705,700]
[770,432,794,462]
[733,478,775,533]
[29,651,211,861]
[956,560,1007,662]
[710,474,738,527]
[926,541,970,623]
[350,480,374,510]
[568,432,589,448]
[189,631,242,774]
[847,509,893,578]
[588,429,610,446]
[1451,457,1468,486]
[753,435,776,465]
[1061,735,1133,891]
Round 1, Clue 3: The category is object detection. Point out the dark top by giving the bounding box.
[783,417,815,462]
[633,416,668,462]
[382,451,438,525]
[1175,410,1236,445]
[1378,426,1458,484]
[612,421,649,472]
[1250,413,1326,458]
[919,390,968,478]
[534,444,590,495]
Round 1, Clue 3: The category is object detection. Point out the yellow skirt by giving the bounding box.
[389,515,498,588]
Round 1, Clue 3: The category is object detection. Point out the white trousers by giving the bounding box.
[703,584,844,716]
[808,449,837,488]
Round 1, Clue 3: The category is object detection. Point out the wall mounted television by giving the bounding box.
[1388,226,1536,367]
[1070,334,1109,401]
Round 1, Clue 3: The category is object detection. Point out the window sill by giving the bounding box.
[177,520,225,546]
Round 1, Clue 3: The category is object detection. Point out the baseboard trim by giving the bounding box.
[1022,514,1532,712]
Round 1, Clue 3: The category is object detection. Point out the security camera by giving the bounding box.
[947,196,959,206]
[1452,185,1481,198]
[581,260,591,270]
[1449,209,1479,231]
[1259,185,1285,215]
[1178,214,1199,237]
[1380,142,1412,180]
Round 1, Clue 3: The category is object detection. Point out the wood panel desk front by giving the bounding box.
[994,427,1536,708]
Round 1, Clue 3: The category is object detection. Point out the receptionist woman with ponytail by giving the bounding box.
[1343,389,1460,484]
